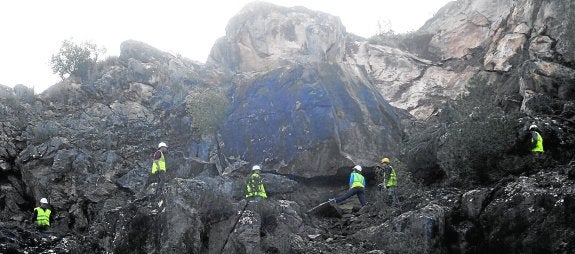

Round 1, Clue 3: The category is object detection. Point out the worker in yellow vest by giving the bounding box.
[329,165,366,207]
[377,157,399,206]
[529,125,544,155]
[246,165,267,202]
[32,198,52,230]
[152,142,168,174]
[149,142,168,192]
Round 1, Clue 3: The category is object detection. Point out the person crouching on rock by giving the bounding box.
[32,198,53,231]
[246,165,267,202]
[329,165,366,207]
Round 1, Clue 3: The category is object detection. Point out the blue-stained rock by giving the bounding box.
[221,63,401,177]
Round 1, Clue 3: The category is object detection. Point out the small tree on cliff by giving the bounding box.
[50,39,105,81]
[185,88,230,140]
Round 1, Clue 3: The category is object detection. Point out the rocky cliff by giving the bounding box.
[1,0,574,253]
[348,0,575,121]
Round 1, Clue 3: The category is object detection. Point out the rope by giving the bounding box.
[219,201,249,254]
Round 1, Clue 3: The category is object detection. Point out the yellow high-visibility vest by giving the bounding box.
[386,167,397,187]
[350,172,365,188]
[246,172,267,199]
[532,131,544,153]
[34,207,51,226]
[151,151,166,174]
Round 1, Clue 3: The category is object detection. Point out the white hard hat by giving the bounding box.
[40,198,48,204]
[252,165,261,171]
[158,142,168,148]
[529,124,538,130]
[353,165,362,172]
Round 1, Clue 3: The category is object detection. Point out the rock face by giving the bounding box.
[347,0,575,120]
[221,63,401,177]
[207,2,402,175]
[0,2,402,253]
[355,203,448,253]
[208,2,346,72]
[1,0,575,253]
[448,171,575,253]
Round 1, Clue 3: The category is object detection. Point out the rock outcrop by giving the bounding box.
[221,63,401,177]
[1,0,575,253]
[347,0,575,120]
[208,2,346,72]
[448,171,575,253]
[0,2,402,253]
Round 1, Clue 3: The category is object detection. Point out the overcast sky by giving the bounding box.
[0,0,452,92]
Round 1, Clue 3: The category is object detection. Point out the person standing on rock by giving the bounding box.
[246,165,267,202]
[376,157,399,206]
[529,124,544,155]
[329,165,366,207]
[31,198,52,230]
[150,142,168,191]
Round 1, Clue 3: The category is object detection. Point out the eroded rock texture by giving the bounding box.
[1,0,574,253]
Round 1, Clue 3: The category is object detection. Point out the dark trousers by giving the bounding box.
[36,225,49,232]
[387,186,400,206]
[335,187,366,207]
[145,171,167,194]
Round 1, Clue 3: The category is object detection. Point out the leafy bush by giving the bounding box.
[185,88,230,138]
[403,74,522,187]
[50,39,106,81]
[440,75,520,185]
[437,113,518,186]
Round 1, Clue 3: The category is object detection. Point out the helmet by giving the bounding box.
[529,124,538,130]
[40,198,48,204]
[252,165,261,171]
[353,165,362,172]
[158,142,168,148]
[381,157,390,163]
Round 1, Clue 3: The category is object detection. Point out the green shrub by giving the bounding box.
[50,39,106,81]
[403,74,521,187]
[437,114,518,186]
[185,88,230,138]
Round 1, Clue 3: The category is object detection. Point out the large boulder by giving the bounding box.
[208,2,346,72]
[354,203,447,253]
[92,177,235,253]
[448,172,575,253]
[477,173,575,253]
[216,208,263,254]
[220,63,402,177]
